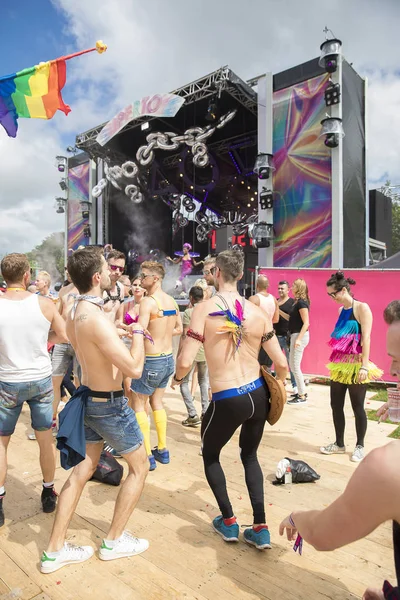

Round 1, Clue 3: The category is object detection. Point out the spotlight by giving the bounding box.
[259,188,273,210]
[55,197,66,214]
[319,38,342,74]
[66,146,78,154]
[141,121,151,132]
[320,117,345,148]
[324,82,341,106]
[205,96,219,122]
[56,155,67,173]
[249,222,273,249]
[254,153,274,180]
[56,206,65,214]
[59,179,68,191]
[83,225,91,238]
[81,201,91,219]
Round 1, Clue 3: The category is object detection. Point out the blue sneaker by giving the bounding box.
[212,516,239,542]
[243,527,271,550]
[152,447,170,464]
[148,455,157,471]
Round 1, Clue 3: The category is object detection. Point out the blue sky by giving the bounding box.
[0,0,399,257]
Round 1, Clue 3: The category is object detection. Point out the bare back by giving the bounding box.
[201,293,269,392]
[60,283,78,321]
[139,290,181,355]
[67,301,126,391]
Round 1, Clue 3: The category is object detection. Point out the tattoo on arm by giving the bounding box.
[261,330,275,343]
[76,314,88,322]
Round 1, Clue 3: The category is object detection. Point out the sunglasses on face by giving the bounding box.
[327,291,340,298]
[109,265,124,272]
[210,266,217,275]
[139,273,154,280]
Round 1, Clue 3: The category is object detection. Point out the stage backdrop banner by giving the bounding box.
[273,74,332,268]
[259,268,400,382]
[67,162,89,251]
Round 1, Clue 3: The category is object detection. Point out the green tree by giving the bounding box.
[26,232,65,283]
[393,201,400,254]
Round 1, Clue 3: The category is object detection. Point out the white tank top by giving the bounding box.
[256,293,276,321]
[0,294,52,382]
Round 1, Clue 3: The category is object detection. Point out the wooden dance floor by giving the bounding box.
[0,384,397,599]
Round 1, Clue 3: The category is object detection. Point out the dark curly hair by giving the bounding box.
[326,271,356,293]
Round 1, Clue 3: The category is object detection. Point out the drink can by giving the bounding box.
[388,386,400,423]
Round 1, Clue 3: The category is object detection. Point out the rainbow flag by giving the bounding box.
[0,59,70,137]
[0,41,107,138]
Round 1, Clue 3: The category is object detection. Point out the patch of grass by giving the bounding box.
[366,409,400,439]
[370,389,388,402]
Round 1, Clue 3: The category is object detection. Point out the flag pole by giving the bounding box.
[56,41,107,63]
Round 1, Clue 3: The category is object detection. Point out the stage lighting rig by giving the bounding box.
[320,117,345,148]
[324,81,341,106]
[259,188,273,210]
[249,222,273,249]
[66,146,78,154]
[55,197,66,214]
[80,201,91,219]
[56,156,67,173]
[319,34,342,74]
[205,95,219,122]
[59,179,68,191]
[83,225,91,238]
[254,153,274,180]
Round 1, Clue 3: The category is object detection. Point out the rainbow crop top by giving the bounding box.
[327,305,382,384]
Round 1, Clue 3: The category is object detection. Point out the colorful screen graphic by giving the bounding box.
[273,74,332,267]
[67,162,89,251]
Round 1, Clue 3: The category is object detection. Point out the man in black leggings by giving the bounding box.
[173,250,287,550]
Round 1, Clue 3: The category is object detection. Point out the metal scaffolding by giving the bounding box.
[75,66,257,161]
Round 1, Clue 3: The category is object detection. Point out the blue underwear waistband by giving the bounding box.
[212,377,264,402]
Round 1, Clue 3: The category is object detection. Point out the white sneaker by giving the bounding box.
[99,531,149,561]
[351,445,364,462]
[27,432,36,441]
[320,442,346,455]
[40,542,94,573]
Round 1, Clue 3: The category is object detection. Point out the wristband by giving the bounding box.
[131,329,154,344]
[359,366,368,372]
[173,373,184,382]
[289,513,296,528]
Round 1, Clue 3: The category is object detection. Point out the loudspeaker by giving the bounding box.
[215,226,233,252]
[369,190,393,256]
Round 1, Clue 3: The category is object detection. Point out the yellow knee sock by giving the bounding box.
[153,409,167,451]
[135,411,151,456]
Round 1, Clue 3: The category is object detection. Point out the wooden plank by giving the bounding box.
[0,549,41,600]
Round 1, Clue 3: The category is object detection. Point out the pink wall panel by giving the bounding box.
[259,268,400,382]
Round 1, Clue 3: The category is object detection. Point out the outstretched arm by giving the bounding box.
[279,442,398,551]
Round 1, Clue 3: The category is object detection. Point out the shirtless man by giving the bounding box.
[41,247,148,573]
[131,261,182,471]
[173,250,287,549]
[103,250,125,323]
[250,275,279,370]
[50,271,79,435]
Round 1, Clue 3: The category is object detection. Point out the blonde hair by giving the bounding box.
[37,271,51,286]
[141,261,165,279]
[293,278,310,305]
[194,278,208,291]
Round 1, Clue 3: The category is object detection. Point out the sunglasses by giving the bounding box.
[139,273,155,280]
[210,266,217,275]
[109,265,124,272]
[327,291,340,298]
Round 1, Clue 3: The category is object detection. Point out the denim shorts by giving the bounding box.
[0,375,53,436]
[52,343,79,378]
[130,354,175,396]
[84,393,143,455]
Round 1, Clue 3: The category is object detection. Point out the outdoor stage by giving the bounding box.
[0,384,397,599]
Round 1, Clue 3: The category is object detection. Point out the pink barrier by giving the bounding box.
[258,268,400,382]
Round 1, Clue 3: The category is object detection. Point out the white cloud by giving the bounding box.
[1,0,400,257]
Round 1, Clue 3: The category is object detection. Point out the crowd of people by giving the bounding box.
[0,246,398,598]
